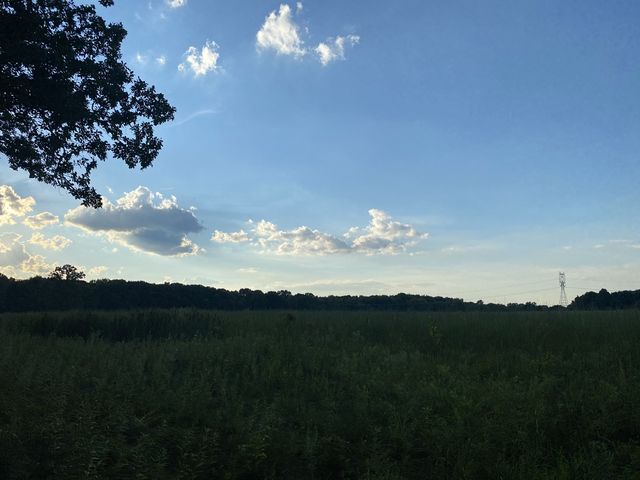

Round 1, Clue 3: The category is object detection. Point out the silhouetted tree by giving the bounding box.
[0,0,175,207]
[49,264,86,281]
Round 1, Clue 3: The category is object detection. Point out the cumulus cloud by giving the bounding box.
[315,34,360,66]
[345,209,429,254]
[211,229,250,243]
[65,186,203,256]
[167,0,186,7]
[0,233,29,267]
[256,3,360,65]
[178,40,220,77]
[21,254,54,276]
[156,55,167,66]
[29,232,72,251]
[0,185,35,225]
[211,209,427,255]
[256,4,306,58]
[23,212,59,229]
[0,232,54,276]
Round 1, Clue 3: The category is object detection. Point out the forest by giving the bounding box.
[0,273,637,312]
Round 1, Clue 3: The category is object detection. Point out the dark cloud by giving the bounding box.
[65,187,203,256]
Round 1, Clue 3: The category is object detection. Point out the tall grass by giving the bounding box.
[1,310,639,479]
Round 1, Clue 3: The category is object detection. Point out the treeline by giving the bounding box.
[0,275,553,313]
[570,288,640,310]
[0,275,635,313]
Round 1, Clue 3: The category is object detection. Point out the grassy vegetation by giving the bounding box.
[1,309,639,479]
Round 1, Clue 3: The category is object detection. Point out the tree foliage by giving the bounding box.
[48,264,85,281]
[0,0,175,207]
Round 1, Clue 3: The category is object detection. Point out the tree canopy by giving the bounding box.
[48,264,85,281]
[0,0,175,207]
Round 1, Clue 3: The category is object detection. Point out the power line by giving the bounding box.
[481,287,557,300]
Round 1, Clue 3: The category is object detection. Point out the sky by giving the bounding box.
[1,0,639,305]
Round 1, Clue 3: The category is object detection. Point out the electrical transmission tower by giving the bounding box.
[559,272,568,307]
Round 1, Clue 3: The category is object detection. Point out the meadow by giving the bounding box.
[1,309,639,479]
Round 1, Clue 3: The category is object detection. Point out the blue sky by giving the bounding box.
[1,0,639,305]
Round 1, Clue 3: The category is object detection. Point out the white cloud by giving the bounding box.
[178,40,220,77]
[135,52,147,64]
[156,55,167,66]
[211,210,428,256]
[0,232,54,277]
[238,267,258,274]
[88,266,108,277]
[256,4,360,65]
[252,220,351,255]
[211,229,250,243]
[29,232,72,251]
[23,212,59,229]
[315,34,360,66]
[0,185,35,225]
[346,209,429,254]
[65,186,203,256]
[0,233,29,267]
[167,0,186,7]
[21,254,54,276]
[256,4,306,58]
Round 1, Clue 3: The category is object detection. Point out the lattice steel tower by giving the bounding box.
[559,272,568,307]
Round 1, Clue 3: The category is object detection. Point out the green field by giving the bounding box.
[1,310,639,479]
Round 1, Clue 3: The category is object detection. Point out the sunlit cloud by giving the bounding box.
[0,232,54,277]
[23,212,59,229]
[212,209,428,255]
[315,35,360,66]
[88,266,108,277]
[256,3,360,65]
[167,0,186,8]
[28,232,72,251]
[65,186,203,256]
[20,254,54,276]
[211,229,250,243]
[178,40,220,77]
[256,4,306,58]
[0,185,35,225]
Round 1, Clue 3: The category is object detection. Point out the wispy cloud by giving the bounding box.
[315,35,360,66]
[212,209,428,255]
[171,109,218,127]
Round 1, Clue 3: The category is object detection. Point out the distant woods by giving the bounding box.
[0,274,636,312]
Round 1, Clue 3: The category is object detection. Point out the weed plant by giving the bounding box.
[0,310,639,479]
